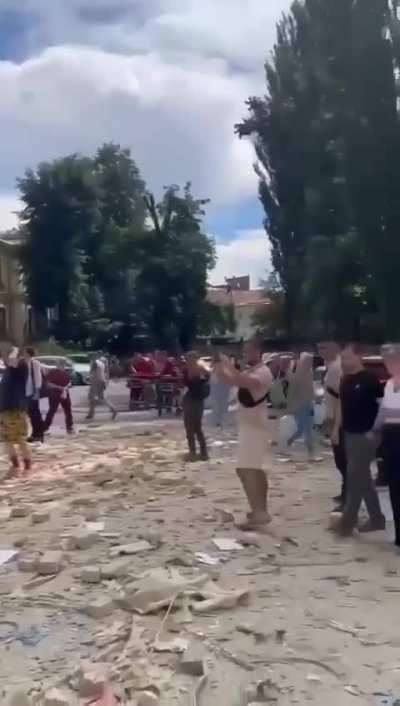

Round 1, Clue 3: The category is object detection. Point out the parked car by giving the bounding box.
[68,353,92,386]
[36,356,80,386]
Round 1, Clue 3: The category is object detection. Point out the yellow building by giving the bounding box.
[0,236,34,345]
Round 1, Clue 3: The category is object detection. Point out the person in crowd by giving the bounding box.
[217,337,272,530]
[318,341,347,508]
[210,349,232,429]
[86,354,117,421]
[332,343,386,536]
[154,350,176,377]
[182,351,210,461]
[286,352,316,460]
[374,344,400,552]
[131,353,156,377]
[43,358,74,434]
[24,346,44,443]
[0,347,32,476]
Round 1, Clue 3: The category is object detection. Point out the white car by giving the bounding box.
[68,353,92,386]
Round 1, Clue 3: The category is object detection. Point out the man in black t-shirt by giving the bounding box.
[332,343,385,535]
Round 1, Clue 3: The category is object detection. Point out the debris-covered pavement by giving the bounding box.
[1,422,400,705]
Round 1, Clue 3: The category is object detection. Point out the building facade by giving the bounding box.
[0,238,34,345]
[207,275,271,341]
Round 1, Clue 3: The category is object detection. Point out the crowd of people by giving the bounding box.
[1,339,400,556]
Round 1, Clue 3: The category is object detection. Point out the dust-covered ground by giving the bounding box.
[0,417,398,706]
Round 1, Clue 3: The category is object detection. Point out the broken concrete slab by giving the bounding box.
[10,506,32,519]
[78,663,108,698]
[66,530,100,551]
[119,568,209,614]
[179,644,206,676]
[101,558,132,579]
[189,484,206,497]
[32,510,50,525]
[18,555,38,573]
[85,596,114,619]
[137,692,160,706]
[43,688,72,706]
[37,551,63,576]
[81,566,101,584]
[109,540,152,557]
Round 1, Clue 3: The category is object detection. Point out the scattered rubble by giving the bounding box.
[37,551,63,576]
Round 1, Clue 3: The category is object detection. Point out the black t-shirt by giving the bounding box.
[340,370,384,434]
[183,371,210,401]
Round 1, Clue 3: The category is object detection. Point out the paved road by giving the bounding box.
[39,380,176,434]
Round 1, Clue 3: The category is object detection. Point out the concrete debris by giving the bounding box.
[179,644,206,676]
[109,540,153,557]
[8,691,31,706]
[78,663,108,698]
[85,596,114,619]
[101,558,132,579]
[81,566,102,584]
[153,636,188,653]
[119,568,209,614]
[43,688,73,706]
[66,530,100,550]
[37,551,63,576]
[32,510,50,525]
[10,506,32,519]
[17,555,38,573]
[212,537,243,551]
[137,692,160,706]
[189,484,206,497]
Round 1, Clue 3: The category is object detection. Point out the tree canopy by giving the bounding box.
[238,0,400,341]
[18,144,215,351]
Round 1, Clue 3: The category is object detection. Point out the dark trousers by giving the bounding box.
[27,397,44,439]
[342,432,384,529]
[382,426,400,546]
[183,396,207,457]
[332,427,347,500]
[44,393,74,432]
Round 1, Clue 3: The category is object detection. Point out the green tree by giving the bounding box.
[139,184,216,349]
[18,155,100,337]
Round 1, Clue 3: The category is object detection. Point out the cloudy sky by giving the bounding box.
[0,0,290,286]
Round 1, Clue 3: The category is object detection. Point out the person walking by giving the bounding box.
[374,344,400,552]
[86,355,117,421]
[182,351,210,461]
[286,352,316,460]
[0,347,32,477]
[43,358,74,434]
[24,347,44,442]
[217,338,272,530]
[332,343,386,536]
[318,341,347,508]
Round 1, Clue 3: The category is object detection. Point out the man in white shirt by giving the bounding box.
[86,354,117,421]
[318,341,347,507]
[24,347,44,442]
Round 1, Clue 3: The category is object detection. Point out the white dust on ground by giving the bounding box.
[0,421,398,705]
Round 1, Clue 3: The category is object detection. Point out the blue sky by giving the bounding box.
[0,0,290,286]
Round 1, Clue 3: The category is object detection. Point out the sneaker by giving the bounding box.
[358,518,386,533]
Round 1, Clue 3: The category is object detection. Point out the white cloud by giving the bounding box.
[0,45,258,204]
[0,195,21,232]
[210,229,271,288]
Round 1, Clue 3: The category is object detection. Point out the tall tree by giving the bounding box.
[18,155,100,336]
[139,184,216,349]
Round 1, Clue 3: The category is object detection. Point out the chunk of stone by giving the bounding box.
[66,530,99,550]
[70,496,97,508]
[43,688,72,706]
[37,551,63,576]
[8,691,31,706]
[18,555,38,573]
[189,484,206,497]
[109,540,152,557]
[32,510,50,524]
[85,596,114,619]
[78,663,108,698]
[10,506,31,519]
[81,566,101,584]
[137,692,160,706]
[101,558,131,579]
[179,644,206,676]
